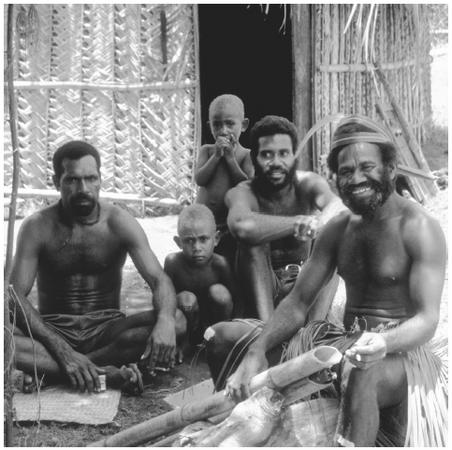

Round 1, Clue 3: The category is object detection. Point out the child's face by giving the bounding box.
[175,219,218,266]
[209,103,248,145]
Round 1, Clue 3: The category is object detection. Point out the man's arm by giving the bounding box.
[299,172,347,226]
[225,185,298,245]
[9,216,102,393]
[215,255,240,316]
[346,214,446,367]
[115,210,177,371]
[225,217,344,400]
[194,145,222,186]
[226,178,341,246]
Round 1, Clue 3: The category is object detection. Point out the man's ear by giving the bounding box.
[241,118,249,132]
[53,175,60,191]
[173,236,182,249]
[388,162,397,180]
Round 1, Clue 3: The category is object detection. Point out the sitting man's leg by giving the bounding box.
[205,319,282,390]
[336,354,407,446]
[14,309,186,392]
[236,243,277,321]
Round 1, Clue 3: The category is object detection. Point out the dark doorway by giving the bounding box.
[198,5,293,147]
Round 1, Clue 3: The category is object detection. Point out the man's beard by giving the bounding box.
[253,163,296,193]
[70,193,97,216]
[338,169,394,218]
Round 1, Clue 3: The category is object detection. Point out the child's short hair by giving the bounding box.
[249,115,298,163]
[178,204,216,234]
[208,94,245,119]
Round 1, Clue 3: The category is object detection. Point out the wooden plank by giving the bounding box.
[292,4,313,171]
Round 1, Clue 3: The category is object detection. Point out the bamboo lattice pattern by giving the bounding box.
[4,4,200,216]
[310,4,431,178]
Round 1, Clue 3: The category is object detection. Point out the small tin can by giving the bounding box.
[98,374,107,392]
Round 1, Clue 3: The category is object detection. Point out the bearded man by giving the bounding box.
[223,115,344,321]
[9,141,185,394]
[209,115,446,446]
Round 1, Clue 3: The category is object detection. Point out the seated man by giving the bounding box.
[164,204,235,347]
[224,115,345,320]
[9,141,185,394]
[208,115,447,446]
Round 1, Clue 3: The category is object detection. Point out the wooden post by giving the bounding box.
[291,4,312,171]
[5,5,20,445]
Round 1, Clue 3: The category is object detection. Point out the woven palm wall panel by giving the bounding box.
[309,4,431,177]
[4,4,200,215]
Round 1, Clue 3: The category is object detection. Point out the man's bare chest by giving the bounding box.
[41,226,125,274]
[257,193,311,216]
[337,224,409,286]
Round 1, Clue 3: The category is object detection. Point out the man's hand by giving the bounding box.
[59,348,105,393]
[345,332,387,370]
[224,347,268,402]
[294,216,320,241]
[141,316,176,375]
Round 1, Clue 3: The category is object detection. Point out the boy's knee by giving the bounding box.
[208,284,232,305]
[177,291,199,313]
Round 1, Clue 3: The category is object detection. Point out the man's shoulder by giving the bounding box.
[399,196,441,231]
[165,251,184,265]
[225,180,255,204]
[103,201,136,225]
[227,179,253,195]
[22,203,58,228]
[294,170,328,187]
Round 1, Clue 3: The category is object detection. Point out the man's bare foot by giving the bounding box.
[104,364,144,395]
[10,369,46,393]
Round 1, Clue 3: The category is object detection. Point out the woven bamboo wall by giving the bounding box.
[4,4,200,216]
[310,4,431,177]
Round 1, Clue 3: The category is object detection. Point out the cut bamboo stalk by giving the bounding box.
[88,346,342,447]
[375,64,437,196]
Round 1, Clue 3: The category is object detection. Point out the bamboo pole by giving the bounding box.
[292,4,313,171]
[8,79,198,91]
[375,65,437,187]
[4,5,20,446]
[89,346,342,447]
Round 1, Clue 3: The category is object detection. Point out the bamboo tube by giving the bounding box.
[88,346,342,447]
[375,65,437,195]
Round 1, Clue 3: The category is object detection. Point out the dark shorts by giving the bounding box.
[42,309,126,354]
[272,263,303,304]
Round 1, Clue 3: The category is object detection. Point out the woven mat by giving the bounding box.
[13,386,121,425]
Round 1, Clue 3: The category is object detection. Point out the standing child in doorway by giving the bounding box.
[195,94,254,267]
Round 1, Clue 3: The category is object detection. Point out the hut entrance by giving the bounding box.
[198,5,293,147]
